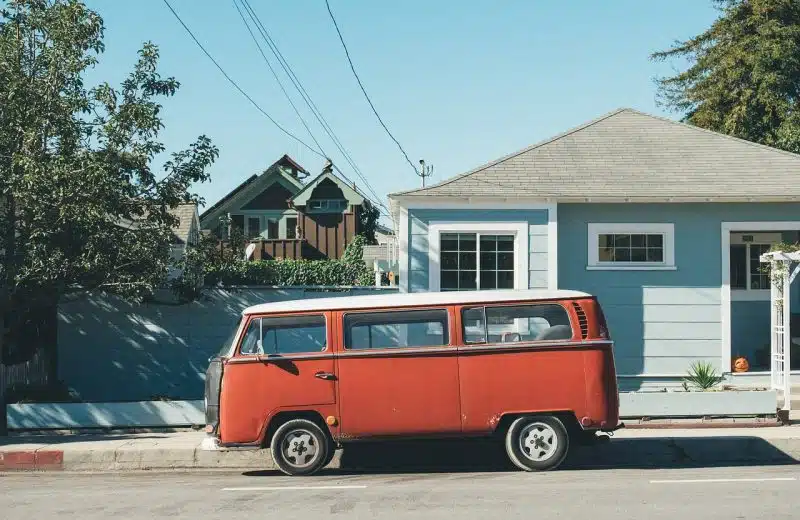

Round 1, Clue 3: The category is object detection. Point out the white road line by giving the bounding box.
[650,477,796,484]
[223,485,368,491]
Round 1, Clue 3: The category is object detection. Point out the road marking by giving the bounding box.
[223,485,368,491]
[650,477,796,484]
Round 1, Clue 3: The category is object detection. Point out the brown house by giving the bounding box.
[199,155,368,260]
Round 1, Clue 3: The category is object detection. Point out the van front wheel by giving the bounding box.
[504,415,569,472]
[270,419,331,476]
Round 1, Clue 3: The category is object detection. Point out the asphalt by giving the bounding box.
[2,425,800,471]
[1,465,798,519]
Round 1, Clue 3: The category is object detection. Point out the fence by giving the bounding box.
[56,285,398,402]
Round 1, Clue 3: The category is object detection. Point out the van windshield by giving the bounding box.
[217,320,242,357]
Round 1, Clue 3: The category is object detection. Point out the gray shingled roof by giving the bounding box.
[169,203,197,244]
[390,108,800,202]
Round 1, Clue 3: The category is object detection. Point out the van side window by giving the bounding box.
[344,309,449,350]
[239,315,327,355]
[462,304,573,344]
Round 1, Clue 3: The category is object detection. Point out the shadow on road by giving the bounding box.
[244,435,798,477]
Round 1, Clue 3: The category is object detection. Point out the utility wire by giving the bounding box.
[324,0,418,173]
[161,0,324,158]
[240,0,389,213]
[231,0,328,157]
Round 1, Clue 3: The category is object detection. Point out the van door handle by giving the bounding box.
[314,371,337,381]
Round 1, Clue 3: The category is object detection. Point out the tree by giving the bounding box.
[651,0,800,153]
[358,199,380,245]
[0,0,218,433]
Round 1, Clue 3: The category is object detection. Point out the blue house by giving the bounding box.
[388,108,800,390]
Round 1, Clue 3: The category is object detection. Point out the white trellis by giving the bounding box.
[760,251,800,412]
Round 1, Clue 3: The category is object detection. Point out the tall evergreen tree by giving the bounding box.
[651,0,800,153]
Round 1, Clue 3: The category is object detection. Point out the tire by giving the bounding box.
[270,419,332,476]
[504,415,569,472]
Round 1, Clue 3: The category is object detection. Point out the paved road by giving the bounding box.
[2,465,798,519]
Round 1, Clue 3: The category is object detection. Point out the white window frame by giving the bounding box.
[587,223,676,271]
[428,221,529,292]
[729,232,782,302]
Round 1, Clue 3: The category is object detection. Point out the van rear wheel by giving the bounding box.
[504,415,569,472]
[270,419,332,476]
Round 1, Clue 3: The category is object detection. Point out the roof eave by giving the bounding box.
[389,194,800,205]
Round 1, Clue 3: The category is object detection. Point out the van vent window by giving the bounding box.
[344,309,449,350]
[462,304,573,344]
[572,302,589,339]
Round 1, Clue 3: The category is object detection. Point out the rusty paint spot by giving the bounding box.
[488,414,501,428]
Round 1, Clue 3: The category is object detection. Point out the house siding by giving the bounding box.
[558,202,800,386]
[406,209,550,293]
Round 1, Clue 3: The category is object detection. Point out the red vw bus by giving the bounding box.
[204,289,621,475]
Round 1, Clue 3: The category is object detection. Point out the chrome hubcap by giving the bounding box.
[519,422,558,462]
[282,429,319,469]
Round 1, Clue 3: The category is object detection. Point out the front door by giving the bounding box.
[335,307,462,438]
[219,313,336,444]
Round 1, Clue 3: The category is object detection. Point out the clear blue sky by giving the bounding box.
[83,0,719,219]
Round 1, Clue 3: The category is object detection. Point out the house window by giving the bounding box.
[587,223,675,270]
[247,217,262,239]
[730,233,780,298]
[308,199,347,212]
[439,233,515,291]
[286,217,298,239]
[267,219,279,239]
[344,309,449,350]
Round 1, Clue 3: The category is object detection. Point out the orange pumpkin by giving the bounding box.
[732,356,749,373]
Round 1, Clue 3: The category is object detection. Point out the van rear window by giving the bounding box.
[344,309,449,350]
[462,304,573,344]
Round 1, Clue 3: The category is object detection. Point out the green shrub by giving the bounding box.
[683,361,724,390]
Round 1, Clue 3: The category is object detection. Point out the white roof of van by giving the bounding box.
[242,289,592,315]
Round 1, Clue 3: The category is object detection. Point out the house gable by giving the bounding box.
[199,155,306,229]
[291,170,365,208]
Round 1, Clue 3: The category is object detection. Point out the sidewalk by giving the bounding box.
[2,425,800,472]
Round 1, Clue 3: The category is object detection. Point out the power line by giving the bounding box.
[162,0,324,159]
[231,0,328,157]
[239,1,387,209]
[239,0,390,213]
[324,0,418,174]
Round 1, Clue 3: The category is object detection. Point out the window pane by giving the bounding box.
[497,252,514,270]
[480,251,496,270]
[631,247,647,262]
[479,270,497,289]
[631,234,646,247]
[248,217,261,238]
[267,219,279,239]
[286,217,297,239]
[345,309,449,349]
[261,315,326,354]
[484,304,572,343]
[441,270,459,290]
[480,235,497,251]
[598,234,613,248]
[459,235,477,252]
[647,248,664,262]
[441,234,458,251]
[462,307,487,343]
[497,235,514,252]
[730,244,747,289]
[459,270,477,290]
[647,234,663,248]
[613,234,631,248]
[615,247,631,262]
[239,319,261,355]
[441,252,458,270]
[497,271,515,289]
[598,246,614,261]
[459,251,477,270]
